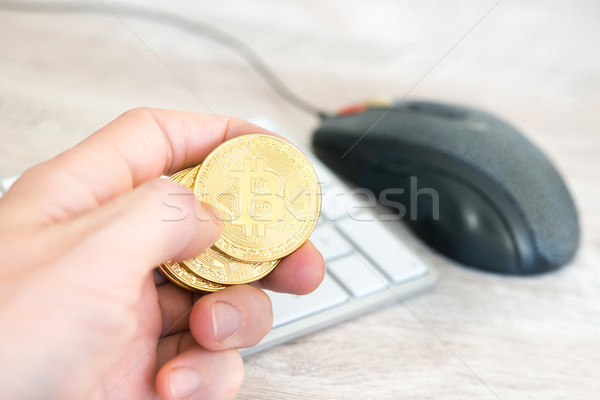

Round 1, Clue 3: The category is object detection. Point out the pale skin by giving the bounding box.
[0,108,325,400]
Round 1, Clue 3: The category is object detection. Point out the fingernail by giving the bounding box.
[169,367,203,399]
[212,301,242,342]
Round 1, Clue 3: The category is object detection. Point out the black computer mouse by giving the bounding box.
[312,100,579,275]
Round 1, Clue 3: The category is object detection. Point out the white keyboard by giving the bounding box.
[0,155,436,356]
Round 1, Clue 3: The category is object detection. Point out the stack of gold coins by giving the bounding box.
[159,134,321,293]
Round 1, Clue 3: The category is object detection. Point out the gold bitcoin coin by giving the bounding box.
[161,167,228,292]
[179,164,201,188]
[183,247,280,285]
[175,163,280,285]
[158,262,195,291]
[160,261,226,292]
[194,134,321,262]
[168,167,192,182]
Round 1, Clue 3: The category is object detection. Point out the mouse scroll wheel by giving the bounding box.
[336,97,393,116]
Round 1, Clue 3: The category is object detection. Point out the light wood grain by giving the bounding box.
[1,1,599,399]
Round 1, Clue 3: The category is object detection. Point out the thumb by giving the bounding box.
[11,178,222,400]
[56,178,222,291]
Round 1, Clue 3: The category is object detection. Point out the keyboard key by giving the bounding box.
[337,214,427,283]
[310,224,351,261]
[320,185,374,222]
[0,175,19,193]
[329,254,387,298]
[267,274,349,328]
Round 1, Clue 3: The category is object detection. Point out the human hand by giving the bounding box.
[0,108,325,400]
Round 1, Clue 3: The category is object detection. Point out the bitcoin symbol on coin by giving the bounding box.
[230,158,285,237]
[195,134,321,262]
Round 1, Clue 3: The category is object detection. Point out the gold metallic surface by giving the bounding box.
[158,134,320,291]
[160,261,226,292]
[179,164,201,188]
[168,167,192,182]
[159,167,228,292]
[194,135,321,262]
[158,263,195,291]
[183,247,280,285]
[178,164,280,284]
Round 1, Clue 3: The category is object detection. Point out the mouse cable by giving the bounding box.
[0,1,328,119]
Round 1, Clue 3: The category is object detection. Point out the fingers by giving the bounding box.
[156,333,243,400]
[54,179,222,292]
[0,108,273,227]
[154,255,322,399]
[157,242,324,339]
[189,285,273,351]
[256,240,325,294]
[157,283,194,336]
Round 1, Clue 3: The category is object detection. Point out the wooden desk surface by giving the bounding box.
[1,1,598,398]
